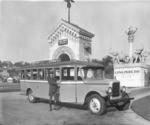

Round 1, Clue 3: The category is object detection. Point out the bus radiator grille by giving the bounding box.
[112,82,120,97]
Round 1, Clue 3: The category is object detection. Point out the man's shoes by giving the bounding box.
[54,105,62,110]
[54,106,59,110]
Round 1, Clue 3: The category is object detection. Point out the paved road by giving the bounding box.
[0,92,150,125]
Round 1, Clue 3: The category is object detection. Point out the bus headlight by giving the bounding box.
[106,87,112,94]
[122,86,126,92]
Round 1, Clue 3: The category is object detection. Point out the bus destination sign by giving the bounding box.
[58,39,68,46]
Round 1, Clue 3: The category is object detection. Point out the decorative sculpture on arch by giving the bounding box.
[109,48,119,64]
[109,49,130,64]
[132,44,144,63]
[125,26,138,43]
[117,51,126,64]
[141,50,150,63]
[123,53,130,63]
[109,27,149,65]
[109,46,150,64]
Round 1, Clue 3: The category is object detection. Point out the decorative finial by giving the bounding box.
[125,26,138,60]
[125,26,137,43]
[64,0,75,23]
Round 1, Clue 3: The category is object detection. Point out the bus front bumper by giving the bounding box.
[109,97,134,103]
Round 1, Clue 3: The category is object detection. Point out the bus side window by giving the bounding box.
[54,68,60,80]
[21,70,25,79]
[87,69,93,79]
[77,68,82,81]
[45,68,52,79]
[27,70,31,80]
[33,69,38,80]
[38,69,44,80]
[62,67,75,81]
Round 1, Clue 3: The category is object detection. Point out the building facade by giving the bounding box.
[47,19,94,62]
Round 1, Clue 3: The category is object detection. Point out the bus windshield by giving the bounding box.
[80,67,104,80]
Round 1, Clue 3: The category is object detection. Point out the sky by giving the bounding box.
[0,0,150,63]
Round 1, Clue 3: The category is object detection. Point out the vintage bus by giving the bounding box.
[20,60,133,115]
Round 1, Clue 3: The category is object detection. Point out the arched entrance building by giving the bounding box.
[47,19,94,62]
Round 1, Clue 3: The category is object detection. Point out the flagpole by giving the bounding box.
[68,7,70,23]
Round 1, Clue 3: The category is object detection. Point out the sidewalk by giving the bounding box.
[129,86,150,121]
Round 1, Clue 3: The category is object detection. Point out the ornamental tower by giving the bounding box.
[47,19,94,61]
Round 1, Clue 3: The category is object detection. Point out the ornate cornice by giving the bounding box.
[47,19,94,44]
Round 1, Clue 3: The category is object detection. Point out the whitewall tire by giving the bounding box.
[88,94,106,115]
[28,89,37,103]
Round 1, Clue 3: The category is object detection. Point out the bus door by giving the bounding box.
[59,67,76,102]
[36,68,60,99]
[37,68,54,99]
[31,69,46,98]
[75,67,88,103]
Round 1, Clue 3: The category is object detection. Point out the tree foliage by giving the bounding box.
[14,62,23,67]
[14,61,30,67]
[0,60,2,68]
[1,61,13,68]
[101,56,114,79]
[0,60,30,79]
[92,56,114,79]
[7,68,20,77]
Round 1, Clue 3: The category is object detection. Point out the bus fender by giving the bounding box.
[84,90,107,104]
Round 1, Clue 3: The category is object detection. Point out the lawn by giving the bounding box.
[131,95,150,121]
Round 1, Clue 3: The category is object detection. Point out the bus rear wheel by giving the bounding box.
[28,89,37,103]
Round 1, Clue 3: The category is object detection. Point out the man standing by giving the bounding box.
[47,70,60,111]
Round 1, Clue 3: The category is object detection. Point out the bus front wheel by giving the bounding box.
[116,93,130,111]
[28,89,37,103]
[88,94,106,115]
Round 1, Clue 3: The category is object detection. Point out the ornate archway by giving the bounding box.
[52,46,75,61]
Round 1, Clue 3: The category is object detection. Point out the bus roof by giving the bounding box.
[21,60,104,69]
